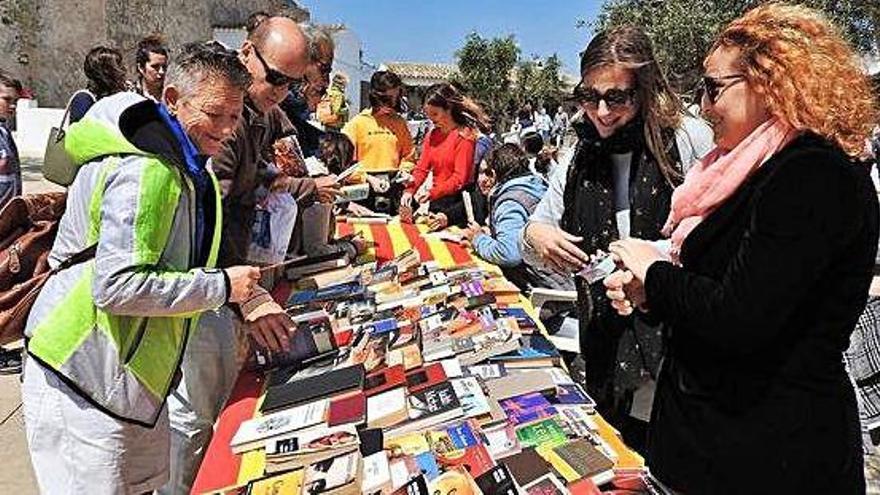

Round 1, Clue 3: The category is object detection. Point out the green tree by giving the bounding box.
[594,0,880,98]
[454,33,566,131]
[453,33,520,132]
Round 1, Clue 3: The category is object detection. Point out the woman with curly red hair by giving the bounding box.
[606,4,879,492]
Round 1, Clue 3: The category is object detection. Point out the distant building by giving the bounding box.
[380,62,458,112]
[0,0,309,107]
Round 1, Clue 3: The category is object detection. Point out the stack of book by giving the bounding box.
[222,250,664,495]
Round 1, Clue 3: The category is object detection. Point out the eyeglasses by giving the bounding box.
[701,74,745,105]
[573,83,636,111]
[252,46,301,87]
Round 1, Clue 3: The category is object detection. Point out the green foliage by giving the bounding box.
[454,33,566,132]
[594,0,880,98]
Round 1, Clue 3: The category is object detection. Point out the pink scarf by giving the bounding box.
[663,118,797,260]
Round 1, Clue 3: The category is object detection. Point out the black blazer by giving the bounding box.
[644,134,878,494]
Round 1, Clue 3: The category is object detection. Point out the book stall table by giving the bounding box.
[192,220,649,495]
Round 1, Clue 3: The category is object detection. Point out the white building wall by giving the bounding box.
[330,28,370,113]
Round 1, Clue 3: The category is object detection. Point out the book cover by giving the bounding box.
[465,363,507,381]
[246,468,304,495]
[523,473,568,494]
[361,452,392,495]
[427,467,483,495]
[251,312,337,371]
[387,342,423,371]
[433,443,495,479]
[384,432,431,457]
[366,386,409,429]
[502,448,551,486]
[551,384,597,407]
[389,475,429,495]
[405,363,448,394]
[407,382,461,421]
[261,364,365,414]
[551,439,615,484]
[474,464,519,495]
[490,333,560,363]
[500,393,558,425]
[327,391,366,427]
[231,399,329,454]
[414,451,441,481]
[515,418,568,449]
[265,424,359,458]
[364,364,406,398]
[484,370,557,401]
[451,377,492,418]
[483,422,522,459]
[301,450,360,494]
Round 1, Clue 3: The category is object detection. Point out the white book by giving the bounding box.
[451,377,491,418]
[361,452,392,494]
[366,387,408,429]
[230,399,328,454]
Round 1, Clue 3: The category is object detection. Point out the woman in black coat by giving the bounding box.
[607,4,879,493]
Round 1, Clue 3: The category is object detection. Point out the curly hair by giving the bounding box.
[713,3,878,157]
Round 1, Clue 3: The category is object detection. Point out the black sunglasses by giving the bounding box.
[701,74,745,104]
[573,84,636,110]
[252,46,301,87]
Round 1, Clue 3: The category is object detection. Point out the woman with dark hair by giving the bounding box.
[69,45,128,124]
[521,25,713,450]
[463,143,572,294]
[342,70,414,213]
[606,5,878,491]
[135,35,168,101]
[400,82,490,229]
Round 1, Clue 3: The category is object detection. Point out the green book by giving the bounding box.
[515,417,567,448]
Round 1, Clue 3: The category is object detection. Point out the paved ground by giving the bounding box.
[3,158,880,494]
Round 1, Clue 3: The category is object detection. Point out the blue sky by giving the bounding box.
[302,0,604,76]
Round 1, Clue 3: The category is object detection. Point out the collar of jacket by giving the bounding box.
[242,96,270,131]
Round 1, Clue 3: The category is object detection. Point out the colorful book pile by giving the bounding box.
[222,249,663,494]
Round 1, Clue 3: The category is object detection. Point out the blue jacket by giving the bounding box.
[473,174,547,267]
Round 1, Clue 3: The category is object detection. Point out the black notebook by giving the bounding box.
[261,364,365,414]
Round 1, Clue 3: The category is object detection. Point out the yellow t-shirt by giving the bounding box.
[342,108,415,178]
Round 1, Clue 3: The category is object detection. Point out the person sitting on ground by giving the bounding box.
[22,41,260,494]
[69,45,128,124]
[134,35,168,101]
[463,143,574,294]
[400,82,490,230]
[342,70,415,213]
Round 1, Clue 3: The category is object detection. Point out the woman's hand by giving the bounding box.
[399,192,414,223]
[608,238,666,281]
[366,174,390,193]
[414,189,430,204]
[462,221,484,242]
[525,222,589,273]
[604,269,647,316]
[224,265,261,303]
[426,212,448,231]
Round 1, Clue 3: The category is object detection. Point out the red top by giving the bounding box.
[406,127,476,200]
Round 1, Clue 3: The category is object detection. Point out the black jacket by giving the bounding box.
[644,134,878,494]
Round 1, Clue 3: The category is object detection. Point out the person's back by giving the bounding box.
[69,46,127,124]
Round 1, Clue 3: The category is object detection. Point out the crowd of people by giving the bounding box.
[1,2,879,493]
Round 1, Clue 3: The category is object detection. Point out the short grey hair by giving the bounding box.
[165,42,252,98]
[300,23,334,63]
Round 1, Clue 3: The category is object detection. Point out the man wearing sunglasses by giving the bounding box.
[163,17,334,494]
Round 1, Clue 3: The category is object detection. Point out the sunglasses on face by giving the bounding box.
[701,74,745,105]
[573,84,636,110]
[253,46,301,87]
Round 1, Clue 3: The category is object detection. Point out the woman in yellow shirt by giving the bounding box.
[342,70,415,213]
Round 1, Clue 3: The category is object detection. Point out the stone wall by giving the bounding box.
[0,0,309,107]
